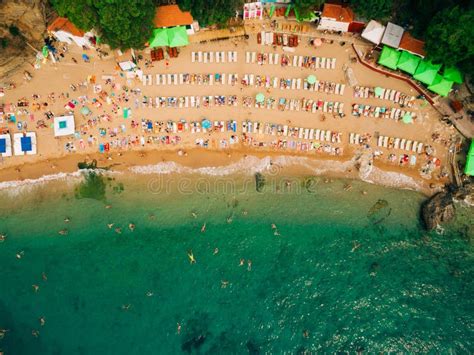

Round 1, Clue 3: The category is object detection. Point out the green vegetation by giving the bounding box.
[8,25,20,37]
[292,0,325,19]
[349,0,393,20]
[49,0,155,49]
[424,6,474,78]
[0,38,8,48]
[177,0,242,26]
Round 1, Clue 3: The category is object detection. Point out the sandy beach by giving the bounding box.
[0,21,457,194]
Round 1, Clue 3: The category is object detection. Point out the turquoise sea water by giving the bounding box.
[0,172,472,354]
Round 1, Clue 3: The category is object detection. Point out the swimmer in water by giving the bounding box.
[226,216,233,224]
[242,210,248,216]
[191,212,197,218]
[148,213,156,220]
[42,272,47,281]
[221,280,229,288]
[177,323,181,334]
[58,229,68,236]
[105,205,112,209]
[351,241,361,252]
[121,304,131,311]
[201,223,206,233]
[107,223,114,229]
[0,234,6,242]
[213,248,219,255]
[271,224,277,230]
[32,285,39,292]
[64,217,70,223]
[128,223,135,232]
[239,259,245,266]
[146,291,154,297]
[188,250,196,264]
[32,329,39,338]
[247,260,252,271]
[115,227,122,234]
[273,229,280,236]
[0,328,9,339]
[39,317,45,326]
[16,250,25,259]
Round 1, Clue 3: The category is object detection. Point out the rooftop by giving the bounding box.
[381,22,404,48]
[154,5,194,28]
[47,17,85,37]
[321,3,354,23]
[399,32,426,58]
[361,20,385,45]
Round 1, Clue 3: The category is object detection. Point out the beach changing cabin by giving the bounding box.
[13,133,37,156]
[0,134,12,157]
[47,17,94,48]
[317,3,354,32]
[54,115,75,137]
[244,2,263,20]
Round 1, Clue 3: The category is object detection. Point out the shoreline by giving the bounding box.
[0,147,439,196]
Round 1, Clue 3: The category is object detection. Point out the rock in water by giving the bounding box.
[421,191,455,231]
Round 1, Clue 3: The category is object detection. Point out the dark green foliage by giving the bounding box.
[424,6,474,77]
[77,159,97,170]
[8,25,20,36]
[49,0,155,49]
[255,173,265,192]
[349,0,393,20]
[177,0,243,27]
[0,38,8,48]
[293,0,325,19]
[75,171,106,201]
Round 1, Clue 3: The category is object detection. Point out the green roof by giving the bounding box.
[167,26,189,47]
[149,28,168,48]
[378,46,400,70]
[443,66,463,84]
[397,51,421,75]
[465,140,474,176]
[428,74,454,97]
[413,60,441,85]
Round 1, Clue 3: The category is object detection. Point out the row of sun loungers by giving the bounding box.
[242,96,344,115]
[148,73,239,86]
[377,135,425,153]
[242,121,342,143]
[191,51,238,63]
[351,104,416,121]
[353,86,415,107]
[150,96,239,108]
[0,132,36,157]
[245,51,336,69]
[303,81,345,95]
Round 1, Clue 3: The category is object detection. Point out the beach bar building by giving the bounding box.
[54,115,75,137]
[154,5,197,35]
[381,22,404,48]
[47,17,94,48]
[361,20,385,45]
[317,3,354,32]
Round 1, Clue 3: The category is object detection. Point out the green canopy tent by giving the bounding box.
[149,28,169,48]
[285,4,292,17]
[413,60,441,86]
[428,74,454,97]
[396,51,421,75]
[443,67,463,84]
[167,26,189,48]
[465,140,474,176]
[378,46,400,70]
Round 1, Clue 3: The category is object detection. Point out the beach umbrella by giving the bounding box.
[285,4,292,17]
[402,113,413,124]
[256,93,265,103]
[443,67,463,84]
[307,75,316,85]
[313,38,322,47]
[80,106,91,116]
[202,119,212,129]
[374,87,383,96]
[42,46,49,58]
[269,4,276,18]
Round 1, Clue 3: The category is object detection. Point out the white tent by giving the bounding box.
[54,115,75,137]
[119,61,136,71]
[13,132,37,156]
[0,134,12,157]
[361,20,386,45]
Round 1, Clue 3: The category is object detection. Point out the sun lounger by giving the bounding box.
[377,136,383,147]
[350,132,355,144]
[383,136,389,148]
[315,129,320,140]
[405,140,412,151]
[394,138,400,149]
[331,58,336,69]
[400,139,406,150]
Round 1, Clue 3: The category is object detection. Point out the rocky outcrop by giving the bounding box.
[0,0,49,78]
[421,182,474,230]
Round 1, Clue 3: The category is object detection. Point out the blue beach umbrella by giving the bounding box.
[202,119,212,129]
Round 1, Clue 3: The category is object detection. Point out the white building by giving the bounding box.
[361,20,386,45]
[48,17,94,48]
[317,3,354,32]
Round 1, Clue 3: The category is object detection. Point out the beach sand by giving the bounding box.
[0,23,456,194]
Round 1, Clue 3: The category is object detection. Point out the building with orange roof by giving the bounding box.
[154,5,197,34]
[47,17,94,48]
[398,32,426,58]
[317,3,354,32]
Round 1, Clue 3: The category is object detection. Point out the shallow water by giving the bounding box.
[0,172,472,354]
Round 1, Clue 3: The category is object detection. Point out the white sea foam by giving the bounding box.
[362,166,423,192]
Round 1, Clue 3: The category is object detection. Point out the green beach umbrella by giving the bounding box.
[413,60,441,86]
[256,93,265,103]
[443,67,463,84]
[149,28,169,48]
[307,75,316,85]
[428,74,454,97]
[167,26,189,47]
[402,113,413,124]
[294,7,301,22]
[269,4,276,18]
[80,106,91,115]
[42,46,49,58]
[397,51,421,75]
[285,4,292,17]
[378,46,400,70]
[374,86,383,96]
[465,140,474,176]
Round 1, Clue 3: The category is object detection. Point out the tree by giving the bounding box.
[293,0,325,19]
[177,0,243,27]
[49,0,155,49]
[424,6,474,74]
[349,0,393,20]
